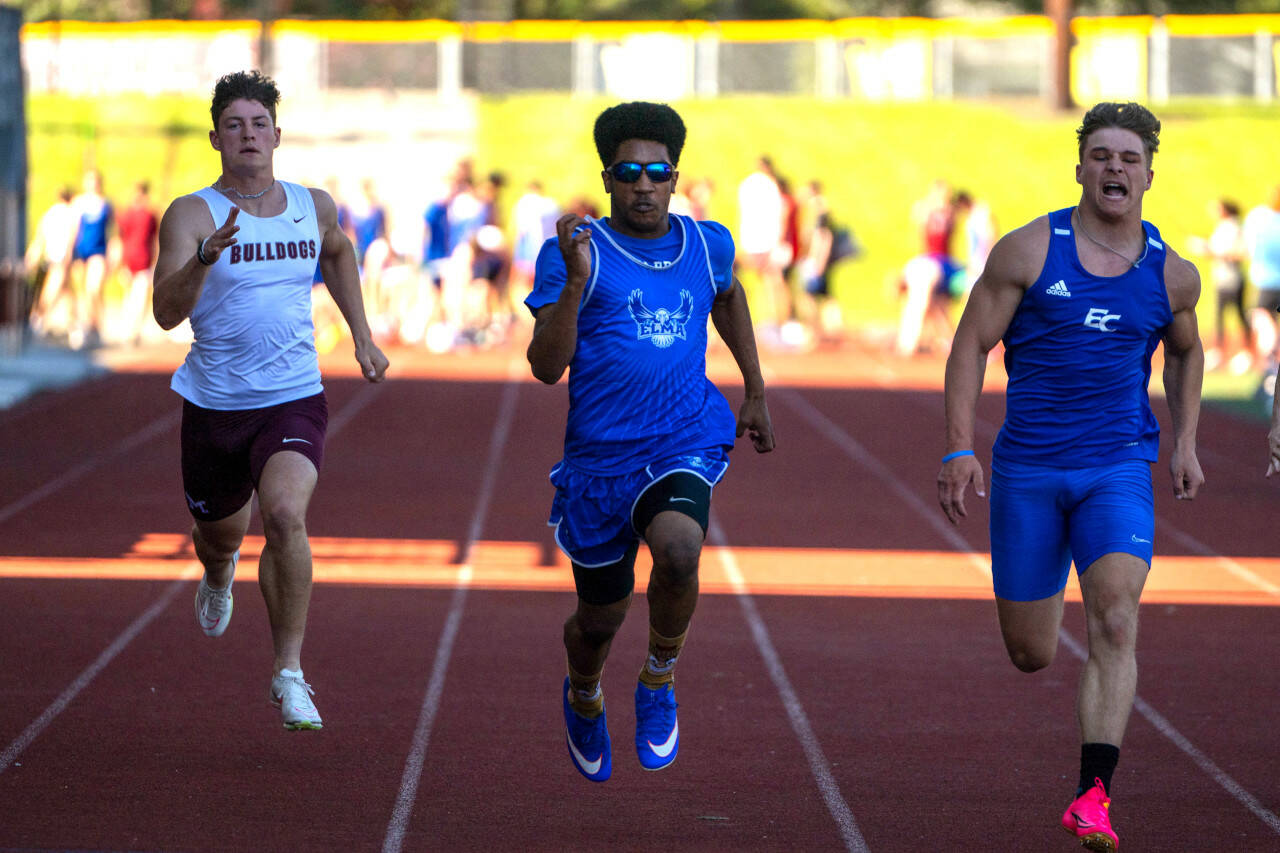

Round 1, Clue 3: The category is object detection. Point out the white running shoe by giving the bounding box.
[270,669,324,730]
[194,551,237,637]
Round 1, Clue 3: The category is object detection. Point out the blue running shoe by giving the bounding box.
[634,681,679,771]
[563,677,611,782]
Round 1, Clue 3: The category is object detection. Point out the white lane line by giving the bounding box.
[1155,518,1280,596]
[0,384,380,775]
[781,386,1280,838]
[0,410,180,525]
[0,568,198,775]
[1057,632,1280,835]
[708,517,870,853]
[776,388,990,578]
[900,387,1279,598]
[382,371,521,853]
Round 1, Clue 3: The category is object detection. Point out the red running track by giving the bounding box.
[0,340,1277,852]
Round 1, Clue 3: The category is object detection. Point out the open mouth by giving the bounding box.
[1102,181,1128,199]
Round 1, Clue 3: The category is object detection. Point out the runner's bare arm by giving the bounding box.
[527,214,592,384]
[152,196,235,330]
[1161,247,1204,499]
[711,277,774,453]
[938,219,1044,523]
[311,187,388,382]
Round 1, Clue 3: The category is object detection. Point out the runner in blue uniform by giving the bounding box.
[938,102,1203,852]
[526,101,775,782]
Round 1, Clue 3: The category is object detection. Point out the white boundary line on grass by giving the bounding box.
[778,386,1280,838]
[382,370,521,853]
[708,517,871,853]
[0,383,381,775]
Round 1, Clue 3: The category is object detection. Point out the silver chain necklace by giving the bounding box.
[1074,207,1147,270]
[214,179,275,200]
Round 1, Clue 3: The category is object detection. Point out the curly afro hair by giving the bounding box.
[593,102,686,167]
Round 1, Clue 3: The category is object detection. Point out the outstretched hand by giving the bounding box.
[199,207,240,264]
[937,455,985,524]
[737,396,775,453]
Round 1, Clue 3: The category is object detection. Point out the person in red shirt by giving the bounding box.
[117,180,160,344]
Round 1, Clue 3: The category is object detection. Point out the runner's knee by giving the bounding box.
[1006,641,1055,673]
[649,534,701,587]
[566,601,628,647]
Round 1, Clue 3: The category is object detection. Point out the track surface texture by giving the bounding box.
[1,338,1277,852]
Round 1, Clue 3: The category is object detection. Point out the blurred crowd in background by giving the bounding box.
[21,158,1280,374]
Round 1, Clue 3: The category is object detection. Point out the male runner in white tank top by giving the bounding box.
[153,70,389,730]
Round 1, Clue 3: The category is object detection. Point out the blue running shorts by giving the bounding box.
[547,450,729,569]
[989,458,1154,602]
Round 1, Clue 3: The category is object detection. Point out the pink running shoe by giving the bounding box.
[1061,778,1118,851]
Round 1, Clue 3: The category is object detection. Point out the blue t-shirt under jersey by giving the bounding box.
[994,207,1173,467]
[525,214,738,475]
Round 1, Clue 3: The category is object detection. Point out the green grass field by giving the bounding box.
[25,91,1280,409]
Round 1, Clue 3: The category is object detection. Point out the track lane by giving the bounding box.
[1,343,1278,851]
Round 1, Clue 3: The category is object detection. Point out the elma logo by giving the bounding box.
[628,289,693,348]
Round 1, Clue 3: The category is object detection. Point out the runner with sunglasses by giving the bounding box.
[525,101,775,782]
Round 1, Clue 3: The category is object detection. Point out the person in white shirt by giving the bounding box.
[152,70,389,731]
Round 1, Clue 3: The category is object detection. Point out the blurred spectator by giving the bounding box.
[1244,186,1280,372]
[737,155,789,331]
[795,179,857,345]
[25,185,78,339]
[954,190,998,295]
[116,180,159,345]
[465,223,513,346]
[509,180,560,316]
[348,178,391,334]
[69,168,113,348]
[687,176,714,222]
[1190,198,1250,372]
[897,180,964,356]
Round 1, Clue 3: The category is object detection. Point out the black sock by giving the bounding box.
[1078,743,1120,796]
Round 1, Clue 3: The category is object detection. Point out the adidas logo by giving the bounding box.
[1047,280,1072,297]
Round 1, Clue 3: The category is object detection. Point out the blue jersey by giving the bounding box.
[994,207,1173,467]
[350,206,385,258]
[423,201,450,262]
[73,198,111,260]
[526,214,738,475]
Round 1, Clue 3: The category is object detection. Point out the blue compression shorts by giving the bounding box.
[547,450,729,568]
[989,458,1154,602]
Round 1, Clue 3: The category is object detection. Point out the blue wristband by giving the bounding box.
[941,450,975,464]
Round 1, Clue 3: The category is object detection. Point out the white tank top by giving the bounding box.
[171,181,324,410]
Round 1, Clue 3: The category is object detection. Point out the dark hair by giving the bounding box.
[210,70,281,129]
[1076,102,1160,164]
[593,102,686,167]
[1220,198,1240,218]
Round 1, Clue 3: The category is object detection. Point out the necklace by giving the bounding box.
[1074,207,1147,270]
[591,214,687,270]
[214,179,275,200]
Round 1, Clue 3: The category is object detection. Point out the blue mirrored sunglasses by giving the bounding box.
[608,161,674,183]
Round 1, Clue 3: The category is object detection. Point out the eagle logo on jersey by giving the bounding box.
[628,288,693,349]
